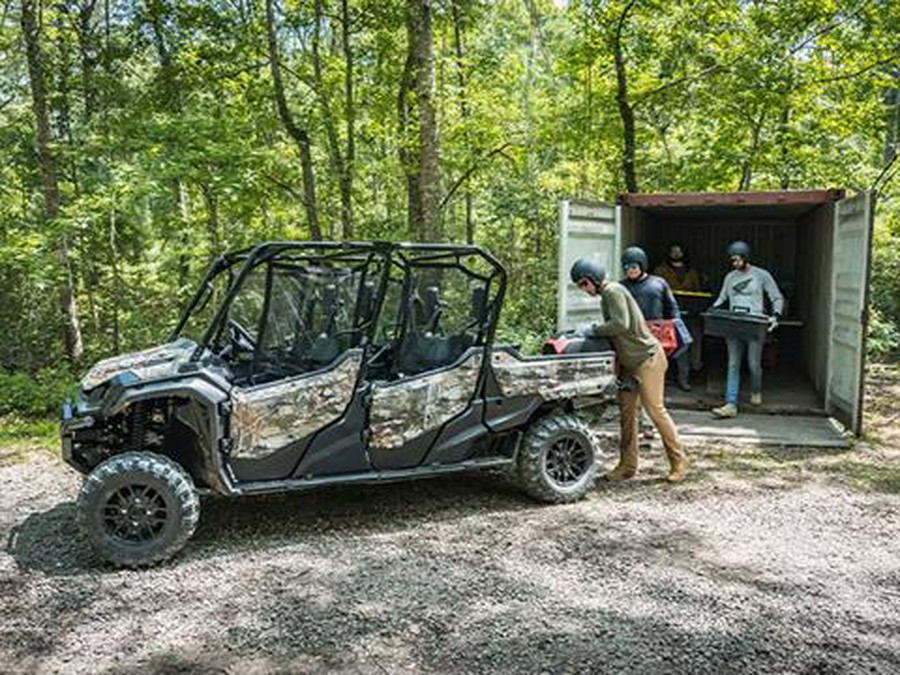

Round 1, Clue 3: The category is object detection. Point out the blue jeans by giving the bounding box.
[725,337,763,405]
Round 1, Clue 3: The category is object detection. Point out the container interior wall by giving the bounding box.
[622,203,829,407]
[619,204,649,260]
[623,209,798,296]
[796,203,835,395]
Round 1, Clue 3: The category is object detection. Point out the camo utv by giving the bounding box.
[62,241,618,567]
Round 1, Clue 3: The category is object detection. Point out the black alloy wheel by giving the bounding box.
[102,483,170,543]
[79,452,200,568]
[544,435,591,487]
[517,412,601,503]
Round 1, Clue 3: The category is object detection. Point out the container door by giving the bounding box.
[557,199,621,331]
[827,191,875,435]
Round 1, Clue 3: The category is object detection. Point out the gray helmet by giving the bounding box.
[570,257,607,287]
[621,246,648,271]
[727,240,751,259]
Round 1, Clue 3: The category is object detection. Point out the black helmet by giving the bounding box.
[727,240,751,259]
[570,257,607,287]
[621,246,648,271]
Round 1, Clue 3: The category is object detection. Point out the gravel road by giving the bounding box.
[2,441,900,674]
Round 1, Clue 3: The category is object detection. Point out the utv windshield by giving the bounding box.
[183,244,386,385]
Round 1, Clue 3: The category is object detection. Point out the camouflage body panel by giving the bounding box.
[230,351,362,460]
[369,349,484,451]
[490,350,617,401]
[80,338,197,391]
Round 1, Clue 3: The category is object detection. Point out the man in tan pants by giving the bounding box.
[570,257,688,482]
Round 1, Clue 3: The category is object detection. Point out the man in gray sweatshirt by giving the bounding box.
[711,241,784,418]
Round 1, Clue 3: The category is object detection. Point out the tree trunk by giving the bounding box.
[148,0,195,299]
[312,0,352,239]
[738,113,765,192]
[77,0,98,122]
[201,183,220,260]
[452,0,474,244]
[409,0,440,243]
[109,208,121,353]
[265,0,321,240]
[610,0,638,193]
[22,0,84,362]
[341,0,355,239]
[398,35,421,236]
[778,105,791,189]
[177,181,191,292]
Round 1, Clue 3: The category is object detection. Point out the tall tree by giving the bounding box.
[451,0,474,243]
[21,0,84,361]
[265,0,322,240]
[311,0,352,239]
[340,0,356,239]
[609,0,638,193]
[407,0,441,242]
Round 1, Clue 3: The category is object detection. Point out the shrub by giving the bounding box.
[0,367,79,418]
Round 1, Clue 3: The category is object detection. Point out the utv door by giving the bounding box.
[216,253,375,482]
[827,191,875,435]
[366,248,502,470]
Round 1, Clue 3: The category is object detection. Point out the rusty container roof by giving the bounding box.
[618,189,846,209]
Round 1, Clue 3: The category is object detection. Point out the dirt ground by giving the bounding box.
[2,367,899,674]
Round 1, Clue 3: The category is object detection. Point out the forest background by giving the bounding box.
[1,0,899,417]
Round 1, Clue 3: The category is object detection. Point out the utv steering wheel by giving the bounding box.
[224,318,257,355]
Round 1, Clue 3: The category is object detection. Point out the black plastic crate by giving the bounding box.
[702,309,770,342]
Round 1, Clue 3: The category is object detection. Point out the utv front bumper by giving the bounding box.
[60,386,112,473]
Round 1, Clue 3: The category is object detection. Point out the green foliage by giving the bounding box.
[0,0,898,387]
[868,307,900,359]
[869,203,900,358]
[0,369,79,418]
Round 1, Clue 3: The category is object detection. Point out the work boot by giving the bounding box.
[750,392,762,406]
[604,446,638,481]
[666,454,689,483]
[677,374,692,392]
[711,403,738,419]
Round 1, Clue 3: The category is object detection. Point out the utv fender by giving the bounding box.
[106,376,234,496]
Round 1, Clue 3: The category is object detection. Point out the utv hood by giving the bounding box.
[80,338,198,391]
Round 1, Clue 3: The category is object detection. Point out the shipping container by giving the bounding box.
[557,190,875,435]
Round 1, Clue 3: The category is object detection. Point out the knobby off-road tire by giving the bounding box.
[78,452,200,568]
[517,412,600,503]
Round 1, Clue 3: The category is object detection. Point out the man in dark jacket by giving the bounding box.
[570,257,688,483]
[620,246,689,391]
[654,243,707,384]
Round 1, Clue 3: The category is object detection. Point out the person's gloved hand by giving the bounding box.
[768,314,779,332]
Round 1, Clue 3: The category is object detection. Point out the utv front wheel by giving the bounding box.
[517,413,600,503]
[78,452,200,568]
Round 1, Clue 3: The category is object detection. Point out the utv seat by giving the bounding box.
[393,285,474,375]
[292,283,345,368]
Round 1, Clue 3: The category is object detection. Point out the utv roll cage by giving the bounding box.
[172,241,508,381]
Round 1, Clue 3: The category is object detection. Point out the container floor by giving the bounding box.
[664,363,825,415]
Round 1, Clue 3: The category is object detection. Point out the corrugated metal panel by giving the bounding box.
[826,192,873,434]
[557,200,620,331]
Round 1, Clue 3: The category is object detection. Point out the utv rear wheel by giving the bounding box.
[517,412,600,503]
[78,452,200,568]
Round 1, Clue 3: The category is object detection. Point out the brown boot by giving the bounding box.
[665,452,688,483]
[604,446,638,481]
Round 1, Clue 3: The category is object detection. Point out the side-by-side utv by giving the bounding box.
[61,241,618,567]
